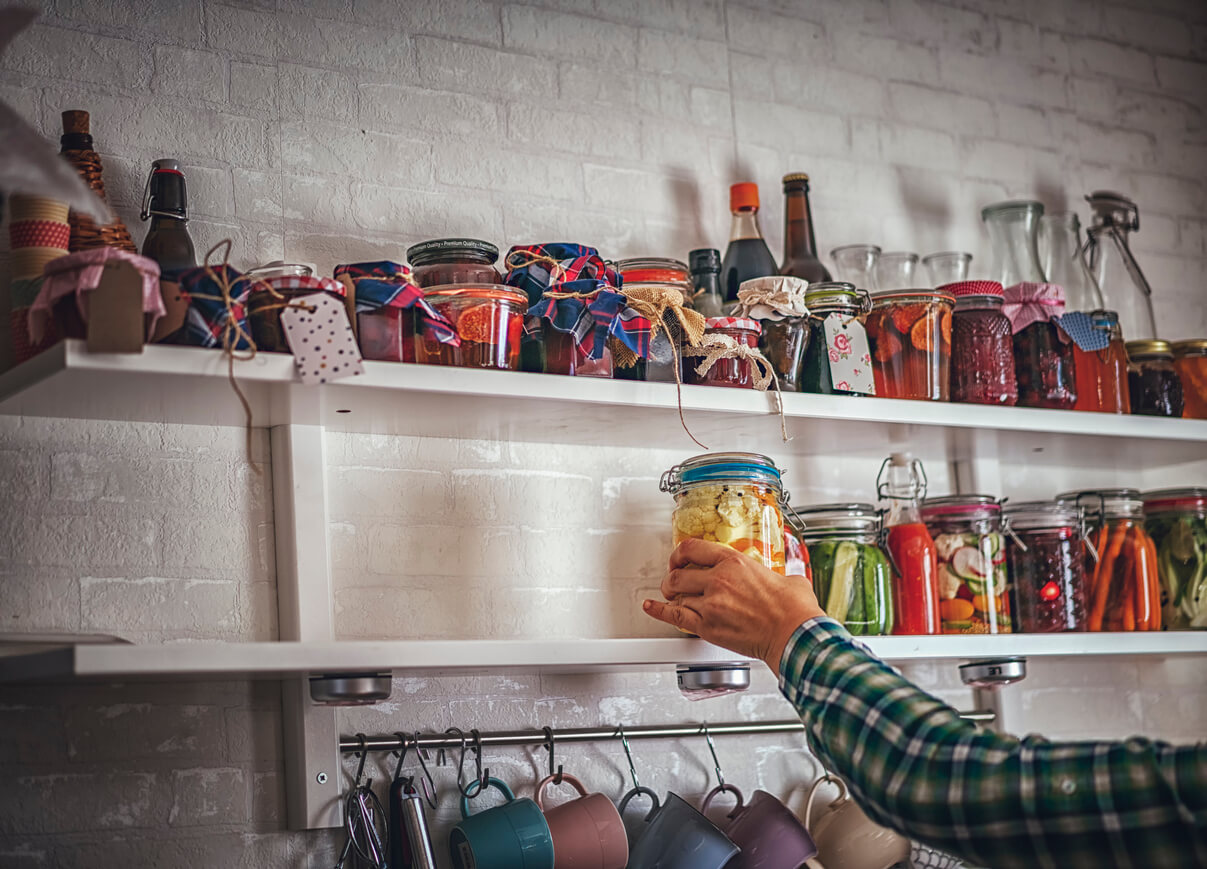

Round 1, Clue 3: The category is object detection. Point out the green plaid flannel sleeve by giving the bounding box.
[778,618,1207,869]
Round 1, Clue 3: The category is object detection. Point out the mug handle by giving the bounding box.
[459,776,516,819]
[803,775,848,831]
[700,783,744,819]
[535,772,588,810]
[618,786,661,824]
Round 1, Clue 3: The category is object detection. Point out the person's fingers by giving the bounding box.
[642,598,703,634]
[668,538,736,570]
[662,565,710,598]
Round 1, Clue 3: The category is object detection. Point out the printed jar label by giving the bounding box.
[280,293,365,385]
[823,314,876,396]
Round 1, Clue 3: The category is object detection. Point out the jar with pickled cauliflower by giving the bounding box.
[661,452,788,574]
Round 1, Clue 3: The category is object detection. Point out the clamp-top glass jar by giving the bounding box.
[1002,501,1090,633]
[792,503,893,635]
[864,290,954,401]
[1056,489,1161,632]
[661,453,788,574]
[920,495,1012,634]
[1141,488,1207,630]
[800,282,873,396]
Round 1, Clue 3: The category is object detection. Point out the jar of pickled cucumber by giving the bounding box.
[660,452,788,574]
[792,503,893,635]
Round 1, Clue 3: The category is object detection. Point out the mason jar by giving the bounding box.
[1002,501,1089,633]
[792,503,893,635]
[920,495,1013,634]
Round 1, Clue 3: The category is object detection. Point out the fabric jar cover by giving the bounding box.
[941,280,1005,298]
[526,278,651,361]
[333,259,460,348]
[29,247,165,343]
[503,242,620,305]
[174,263,255,350]
[733,276,811,321]
[1002,281,1067,335]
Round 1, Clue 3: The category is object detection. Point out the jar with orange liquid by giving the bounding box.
[1172,340,1207,419]
[878,453,941,636]
[864,291,954,401]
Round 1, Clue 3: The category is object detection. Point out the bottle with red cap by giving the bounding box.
[721,182,778,304]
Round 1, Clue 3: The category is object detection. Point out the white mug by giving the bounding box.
[802,776,909,869]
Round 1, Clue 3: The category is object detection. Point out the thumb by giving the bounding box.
[642,599,702,635]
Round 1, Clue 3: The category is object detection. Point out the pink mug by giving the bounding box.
[536,773,628,869]
[703,784,819,869]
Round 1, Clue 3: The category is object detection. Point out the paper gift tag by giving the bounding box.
[823,314,876,396]
[86,260,146,354]
[280,293,364,384]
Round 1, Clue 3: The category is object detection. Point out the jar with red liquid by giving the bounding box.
[615,257,690,382]
[1002,501,1089,633]
[1173,339,1207,419]
[945,280,1017,406]
[864,291,954,401]
[921,495,1012,634]
[541,326,613,377]
[686,317,763,389]
[877,453,940,636]
[407,238,501,288]
[414,284,527,370]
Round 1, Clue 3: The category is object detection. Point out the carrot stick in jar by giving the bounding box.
[1088,524,1126,631]
[1114,527,1137,632]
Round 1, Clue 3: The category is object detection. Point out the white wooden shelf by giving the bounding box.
[1,632,1204,684]
[2,341,1207,464]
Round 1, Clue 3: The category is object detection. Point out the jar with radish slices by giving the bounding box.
[920,495,1013,634]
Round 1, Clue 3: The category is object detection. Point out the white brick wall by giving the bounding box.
[1,0,1205,863]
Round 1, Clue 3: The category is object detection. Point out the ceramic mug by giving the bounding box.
[803,776,909,869]
[703,784,818,869]
[620,787,738,869]
[536,772,628,869]
[449,777,555,869]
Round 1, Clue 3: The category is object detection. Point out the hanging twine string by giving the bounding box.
[682,334,790,443]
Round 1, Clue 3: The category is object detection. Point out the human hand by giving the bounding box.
[642,538,825,670]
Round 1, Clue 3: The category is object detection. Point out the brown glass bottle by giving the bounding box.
[140,159,196,274]
[780,173,830,282]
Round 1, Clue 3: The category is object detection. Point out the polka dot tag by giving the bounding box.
[280,293,365,385]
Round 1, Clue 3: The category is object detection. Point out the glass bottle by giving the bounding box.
[923,252,971,287]
[830,244,880,290]
[779,173,830,282]
[878,453,940,636]
[1040,213,1103,312]
[721,182,777,304]
[875,251,920,291]
[140,159,196,274]
[689,248,725,319]
[1084,191,1159,342]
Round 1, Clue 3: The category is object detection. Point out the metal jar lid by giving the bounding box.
[660,452,783,495]
[1056,488,1143,520]
[407,238,499,266]
[791,502,880,539]
[921,494,1001,523]
[1125,339,1173,359]
[244,260,313,281]
[1000,500,1081,531]
[1140,487,1207,515]
[1172,339,1207,357]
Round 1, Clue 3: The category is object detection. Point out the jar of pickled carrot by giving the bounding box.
[1055,489,1161,632]
[1172,339,1207,419]
[864,291,954,400]
[660,452,788,574]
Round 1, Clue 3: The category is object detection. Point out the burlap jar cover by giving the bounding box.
[682,330,790,443]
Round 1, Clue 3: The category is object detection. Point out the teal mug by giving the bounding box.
[449,777,555,869]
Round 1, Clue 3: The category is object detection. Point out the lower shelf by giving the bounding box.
[0,632,1204,683]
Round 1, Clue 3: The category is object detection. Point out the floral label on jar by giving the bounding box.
[823,314,876,396]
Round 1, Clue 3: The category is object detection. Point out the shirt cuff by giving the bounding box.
[776,616,852,708]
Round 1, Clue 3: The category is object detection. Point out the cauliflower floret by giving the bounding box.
[716,490,759,527]
[934,533,964,561]
[939,564,962,600]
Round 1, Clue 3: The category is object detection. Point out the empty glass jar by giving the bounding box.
[830,244,880,290]
[875,251,920,291]
[923,252,971,286]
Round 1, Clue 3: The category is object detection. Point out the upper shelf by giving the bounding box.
[1,632,1203,683]
[2,341,1207,463]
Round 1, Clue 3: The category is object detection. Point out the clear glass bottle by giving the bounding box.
[830,244,880,290]
[689,248,725,319]
[878,454,940,636]
[1041,213,1103,312]
[874,251,920,291]
[721,183,778,304]
[923,251,971,287]
[779,173,831,282]
[1084,191,1159,342]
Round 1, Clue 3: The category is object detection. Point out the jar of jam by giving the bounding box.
[541,326,613,377]
[1014,319,1078,409]
[1056,489,1161,631]
[864,290,954,401]
[1002,501,1089,633]
[945,281,1017,406]
[1172,340,1207,419]
[413,284,527,370]
[1141,488,1207,630]
[1127,340,1184,417]
[793,503,893,636]
[799,282,873,396]
[921,495,1012,634]
[614,257,690,383]
[245,262,346,353]
[407,238,501,288]
[685,317,763,389]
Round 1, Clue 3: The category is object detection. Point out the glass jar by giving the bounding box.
[922,251,971,286]
[793,503,894,635]
[244,262,344,353]
[413,284,527,370]
[920,496,1012,634]
[1056,489,1161,631]
[784,522,810,579]
[686,317,763,389]
[541,326,613,377]
[359,306,414,363]
[1141,488,1207,630]
[946,281,1017,406]
[615,257,689,383]
[830,244,880,290]
[800,282,872,396]
[874,251,919,291]
[1013,318,1078,409]
[660,452,787,574]
[1073,311,1130,414]
[407,238,501,288]
[864,290,954,401]
[734,275,811,392]
[1127,340,1184,417]
[1003,502,1090,633]
[1172,340,1207,419]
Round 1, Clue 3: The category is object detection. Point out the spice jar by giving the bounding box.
[407,238,500,288]
[1172,340,1207,419]
[413,284,527,370]
[685,317,764,389]
[945,280,1017,406]
[1003,502,1090,633]
[245,262,346,353]
[1141,488,1207,630]
[921,496,1012,634]
[1056,489,1161,631]
[614,257,690,382]
[1127,340,1184,417]
[800,282,874,396]
[864,290,954,401]
[732,276,811,391]
[793,503,894,635]
[660,452,788,574]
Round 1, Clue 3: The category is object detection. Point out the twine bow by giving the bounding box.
[733,279,810,322]
[504,252,569,284]
[682,335,790,443]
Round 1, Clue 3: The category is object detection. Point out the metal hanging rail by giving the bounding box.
[338,712,995,753]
